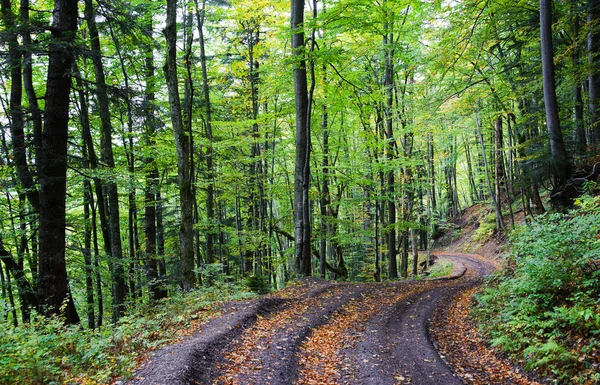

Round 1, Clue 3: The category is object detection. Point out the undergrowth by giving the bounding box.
[0,282,256,384]
[474,195,600,384]
[426,258,454,278]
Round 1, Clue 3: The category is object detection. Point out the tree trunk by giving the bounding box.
[540,0,572,186]
[320,101,329,278]
[85,0,127,320]
[164,0,196,290]
[589,0,600,144]
[1,0,40,211]
[36,0,79,324]
[573,8,587,154]
[195,0,216,265]
[83,177,96,329]
[475,104,505,234]
[291,0,312,276]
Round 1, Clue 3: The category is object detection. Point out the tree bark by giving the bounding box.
[36,0,79,324]
[164,0,196,290]
[195,0,217,265]
[85,0,127,320]
[540,0,572,186]
[142,18,163,300]
[589,0,600,144]
[1,0,40,211]
[291,0,312,276]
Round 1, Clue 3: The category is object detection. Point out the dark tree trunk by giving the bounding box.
[540,0,572,186]
[164,0,196,290]
[83,177,96,329]
[589,0,600,144]
[572,8,587,154]
[140,17,164,300]
[85,0,127,320]
[384,27,397,280]
[320,100,329,278]
[36,0,79,324]
[291,0,312,276]
[20,0,42,165]
[1,0,40,211]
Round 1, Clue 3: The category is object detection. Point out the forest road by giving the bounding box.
[127,253,497,385]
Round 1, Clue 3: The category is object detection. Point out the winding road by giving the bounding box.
[127,253,498,385]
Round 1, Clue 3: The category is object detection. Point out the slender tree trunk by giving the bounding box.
[428,133,437,213]
[156,190,168,297]
[20,0,42,163]
[164,0,196,290]
[464,135,479,202]
[573,8,587,154]
[541,0,572,186]
[1,0,40,211]
[36,0,79,324]
[589,0,600,144]
[195,0,216,265]
[291,0,312,276]
[475,105,505,234]
[384,27,398,279]
[83,176,96,329]
[141,17,163,300]
[320,100,329,278]
[85,0,127,320]
[88,182,103,327]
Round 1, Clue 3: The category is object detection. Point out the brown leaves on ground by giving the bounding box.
[214,284,346,385]
[295,281,445,385]
[430,287,545,385]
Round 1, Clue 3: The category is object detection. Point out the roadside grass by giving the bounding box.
[424,258,454,278]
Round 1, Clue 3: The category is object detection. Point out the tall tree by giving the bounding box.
[36,0,79,323]
[85,0,127,320]
[164,0,196,290]
[291,0,312,276]
[540,0,572,187]
[589,0,600,144]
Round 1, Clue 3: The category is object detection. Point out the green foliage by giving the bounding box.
[474,195,600,383]
[0,283,256,384]
[244,274,270,294]
[472,212,496,242]
[426,258,454,279]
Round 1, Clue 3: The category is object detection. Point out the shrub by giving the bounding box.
[244,274,270,294]
[474,195,600,383]
[0,283,256,384]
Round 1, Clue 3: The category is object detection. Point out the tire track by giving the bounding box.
[214,283,365,385]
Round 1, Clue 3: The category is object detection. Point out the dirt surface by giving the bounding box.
[126,253,524,385]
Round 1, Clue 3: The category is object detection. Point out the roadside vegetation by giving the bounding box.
[0,283,255,385]
[475,194,600,384]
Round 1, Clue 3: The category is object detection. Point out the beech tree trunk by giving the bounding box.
[164,0,196,290]
[291,0,312,276]
[589,0,600,144]
[540,0,572,186]
[195,0,217,265]
[36,0,79,324]
[85,0,127,320]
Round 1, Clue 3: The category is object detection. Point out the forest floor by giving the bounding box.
[125,252,549,385]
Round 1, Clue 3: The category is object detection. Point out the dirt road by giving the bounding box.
[127,253,498,385]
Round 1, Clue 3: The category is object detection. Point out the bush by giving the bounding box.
[474,195,600,383]
[244,274,270,294]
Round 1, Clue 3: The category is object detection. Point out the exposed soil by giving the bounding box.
[126,253,535,385]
